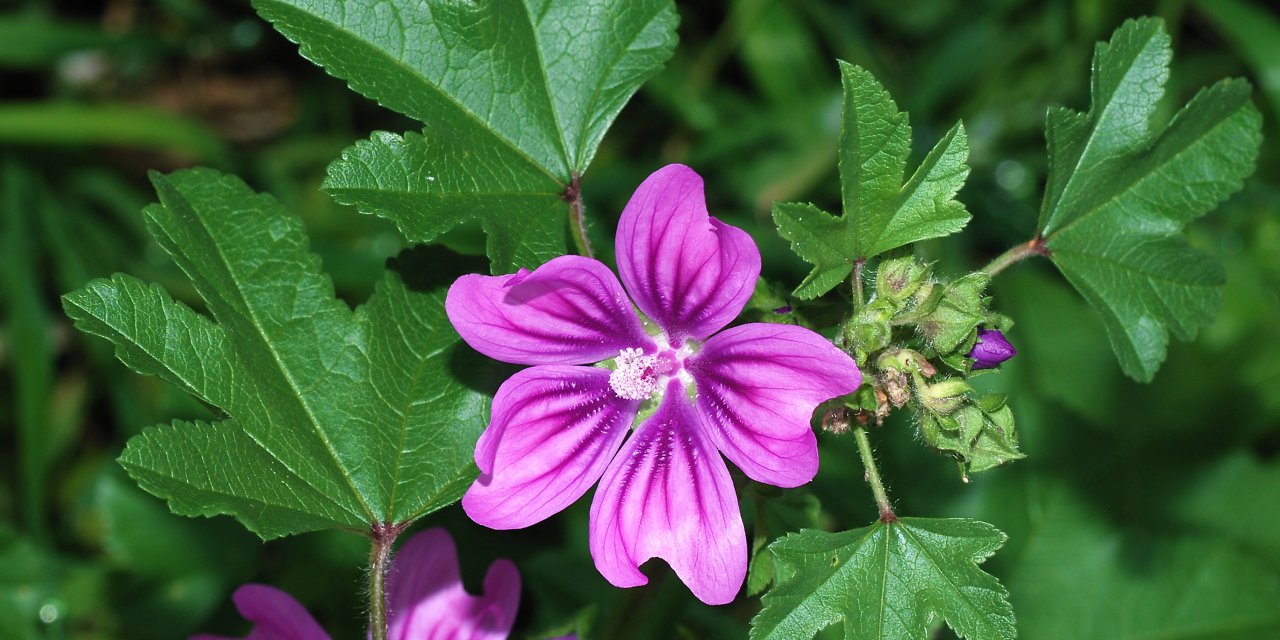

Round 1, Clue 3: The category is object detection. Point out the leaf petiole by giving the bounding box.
[369,522,407,640]
[980,235,1049,277]
[564,173,594,259]
[851,258,866,312]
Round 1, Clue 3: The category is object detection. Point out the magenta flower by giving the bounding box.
[968,328,1016,369]
[192,528,523,640]
[446,164,861,604]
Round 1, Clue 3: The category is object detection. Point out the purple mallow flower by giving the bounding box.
[192,528,525,640]
[969,329,1016,369]
[446,164,861,605]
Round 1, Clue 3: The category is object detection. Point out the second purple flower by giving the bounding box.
[446,164,860,605]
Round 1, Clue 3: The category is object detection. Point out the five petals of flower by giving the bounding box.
[446,164,862,605]
[191,528,529,640]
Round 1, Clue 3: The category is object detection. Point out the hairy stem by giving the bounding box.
[564,173,593,259]
[369,523,405,640]
[981,236,1050,277]
[853,426,896,522]
[852,258,866,312]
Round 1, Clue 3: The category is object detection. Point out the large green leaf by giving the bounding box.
[253,0,678,272]
[774,61,970,299]
[62,169,490,539]
[751,518,1014,640]
[1037,17,1262,381]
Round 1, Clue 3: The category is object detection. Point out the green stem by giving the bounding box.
[853,426,896,522]
[565,173,593,259]
[369,524,403,640]
[981,236,1050,277]
[852,258,866,312]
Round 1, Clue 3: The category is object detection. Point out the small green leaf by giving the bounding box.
[773,202,853,299]
[774,62,970,299]
[1038,17,1262,381]
[63,169,490,538]
[254,0,678,272]
[751,518,1014,640]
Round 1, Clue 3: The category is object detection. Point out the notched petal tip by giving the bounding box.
[589,389,747,606]
[615,165,762,342]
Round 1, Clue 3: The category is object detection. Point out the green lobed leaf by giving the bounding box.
[751,518,1014,640]
[62,168,490,538]
[253,0,678,272]
[1037,17,1263,381]
[774,61,970,299]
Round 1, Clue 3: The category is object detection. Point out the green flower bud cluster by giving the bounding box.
[833,254,1023,478]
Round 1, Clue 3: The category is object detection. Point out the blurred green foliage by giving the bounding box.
[1,0,1277,638]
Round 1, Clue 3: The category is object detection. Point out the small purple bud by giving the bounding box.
[969,329,1016,369]
[772,305,792,315]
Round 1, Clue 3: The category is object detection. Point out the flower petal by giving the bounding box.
[386,528,520,640]
[465,366,639,529]
[589,382,746,605]
[689,323,861,487]
[190,584,330,640]
[446,255,653,365]
[615,165,761,342]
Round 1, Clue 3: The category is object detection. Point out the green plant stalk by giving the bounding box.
[980,236,1049,277]
[565,173,594,259]
[853,426,896,522]
[369,524,403,640]
[852,258,866,312]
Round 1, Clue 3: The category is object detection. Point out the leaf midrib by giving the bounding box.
[564,1,673,168]
[1041,23,1163,236]
[899,522,1009,638]
[65,281,224,404]
[381,313,452,522]
[172,186,375,524]
[257,0,567,186]
[1043,94,1247,244]
[518,0,573,177]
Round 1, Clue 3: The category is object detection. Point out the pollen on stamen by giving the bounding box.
[609,348,658,400]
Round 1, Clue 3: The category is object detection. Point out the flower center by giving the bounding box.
[609,348,659,400]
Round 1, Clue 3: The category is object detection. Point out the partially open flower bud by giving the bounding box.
[968,328,1016,369]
